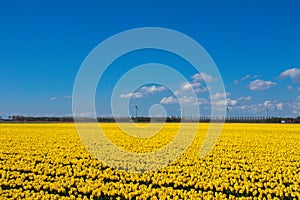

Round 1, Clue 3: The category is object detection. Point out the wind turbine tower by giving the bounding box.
[134,105,138,119]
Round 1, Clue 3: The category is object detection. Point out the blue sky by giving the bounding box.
[1,0,300,118]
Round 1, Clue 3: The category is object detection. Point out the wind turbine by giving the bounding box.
[226,106,230,115]
[226,105,230,121]
[134,104,138,119]
[178,106,184,121]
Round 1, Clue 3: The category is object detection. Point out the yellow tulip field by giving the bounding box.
[0,123,299,199]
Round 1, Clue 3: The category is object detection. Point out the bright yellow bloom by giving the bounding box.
[0,123,299,199]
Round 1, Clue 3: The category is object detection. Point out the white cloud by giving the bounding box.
[191,72,217,82]
[175,81,207,95]
[238,105,247,110]
[263,100,284,110]
[279,68,300,82]
[181,82,201,91]
[140,85,166,94]
[160,96,177,104]
[49,97,57,101]
[209,92,237,106]
[248,79,276,91]
[241,74,251,81]
[120,85,166,99]
[287,101,300,112]
[197,98,208,105]
[229,99,238,106]
[234,74,258,84]
[212,99,237,106]
[194,87,209,93]
[210,92,228,100]
[276,103,284,110]
[171,73,213,96]
[238,96,252,101]
[243,100,284,114]
[160,96,195,105]
[263,100,273,107]
[292,110,300,115]
[286,85,293,90]
[120,92,143,99]
[178,96,198,105]
[160,96,207,106]
[221,100,236,106]
[287,99,300,116]
[64,95,72,99]
[247,104,263,114]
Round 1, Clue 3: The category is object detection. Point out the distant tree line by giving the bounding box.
[1,115,300,123]
[3,116,74,122]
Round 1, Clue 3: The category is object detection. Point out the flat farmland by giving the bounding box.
[0,123,299,199]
